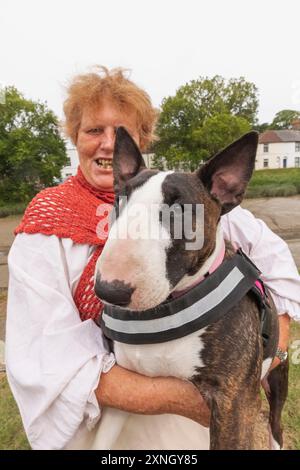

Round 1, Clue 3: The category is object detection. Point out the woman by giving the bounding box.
[6,67,300,450]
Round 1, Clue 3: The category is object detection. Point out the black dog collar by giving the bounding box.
[98,250,267,345]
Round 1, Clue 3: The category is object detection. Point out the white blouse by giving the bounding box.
[5,205,300,449]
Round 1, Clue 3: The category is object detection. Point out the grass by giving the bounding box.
[0,373,30,450]
[0,202,26,218]
[246,168,300,198]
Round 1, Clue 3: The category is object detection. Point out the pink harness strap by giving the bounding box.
[255,279,265,296]
[172,242,266,303]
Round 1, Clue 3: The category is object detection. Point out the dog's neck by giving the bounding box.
[171,224,225,298]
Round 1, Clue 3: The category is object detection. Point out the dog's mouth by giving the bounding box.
[94,158,113,169]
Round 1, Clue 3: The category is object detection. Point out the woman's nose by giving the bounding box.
[100,127,116,151]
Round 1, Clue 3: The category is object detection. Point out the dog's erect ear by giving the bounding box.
[197,131,258,214]
[113,127,146,192]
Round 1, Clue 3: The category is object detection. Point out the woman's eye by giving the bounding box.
[87,128,103,134]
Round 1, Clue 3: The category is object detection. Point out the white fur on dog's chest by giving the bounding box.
[114,329,206,380]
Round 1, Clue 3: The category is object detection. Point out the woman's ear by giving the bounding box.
[197,131,258,214]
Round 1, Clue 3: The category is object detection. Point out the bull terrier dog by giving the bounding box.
[93,128,289,450]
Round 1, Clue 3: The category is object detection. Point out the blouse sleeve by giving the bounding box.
[221,205,300,321]
[5,233,115,449]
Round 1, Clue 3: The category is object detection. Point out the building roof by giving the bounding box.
[259,130,300,144]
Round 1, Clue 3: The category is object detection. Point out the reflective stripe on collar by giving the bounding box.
[99,250,261,345]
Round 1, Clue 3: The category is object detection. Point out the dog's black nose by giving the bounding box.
[94,277,135,307]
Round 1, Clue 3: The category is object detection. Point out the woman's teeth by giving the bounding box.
[95,158,112,169]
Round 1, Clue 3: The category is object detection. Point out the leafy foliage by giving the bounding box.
[270,109,300,130]
[0,87,67,203]
[253,122,270,133]
[153,76,258,169]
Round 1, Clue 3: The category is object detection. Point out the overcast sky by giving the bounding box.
[1,0,300,125]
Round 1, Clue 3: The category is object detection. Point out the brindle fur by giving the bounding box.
[190,242,281,449]
[159,170,288,449]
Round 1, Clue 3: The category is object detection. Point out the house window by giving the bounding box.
[263,158,269,168]
[65,157,71,166]
[295,142,300,152]
[263,144,269,153]
[283,158,287,168]
[295,157,300,168]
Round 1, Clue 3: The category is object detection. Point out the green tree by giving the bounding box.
[253,122,269,133]
[270,109,300,130]
[0,87,67,203]
[153,76,258,169]
[193,113,251,162]
[223,77,258,124]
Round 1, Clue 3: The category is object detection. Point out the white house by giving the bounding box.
[256,130,300,170]
[61,146,79,180]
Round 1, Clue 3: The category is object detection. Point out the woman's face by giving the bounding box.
[76,101,140,191]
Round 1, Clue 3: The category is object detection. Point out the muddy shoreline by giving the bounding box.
[242,195,300,268]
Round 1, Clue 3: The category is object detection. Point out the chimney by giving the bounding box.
[291,119,300,130]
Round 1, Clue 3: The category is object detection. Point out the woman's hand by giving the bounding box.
[95,364,210,427]
[270,312,290,371]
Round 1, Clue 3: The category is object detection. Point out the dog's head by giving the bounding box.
[95,127,258,310]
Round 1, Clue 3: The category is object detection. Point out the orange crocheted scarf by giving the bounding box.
[15,167,115,321]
